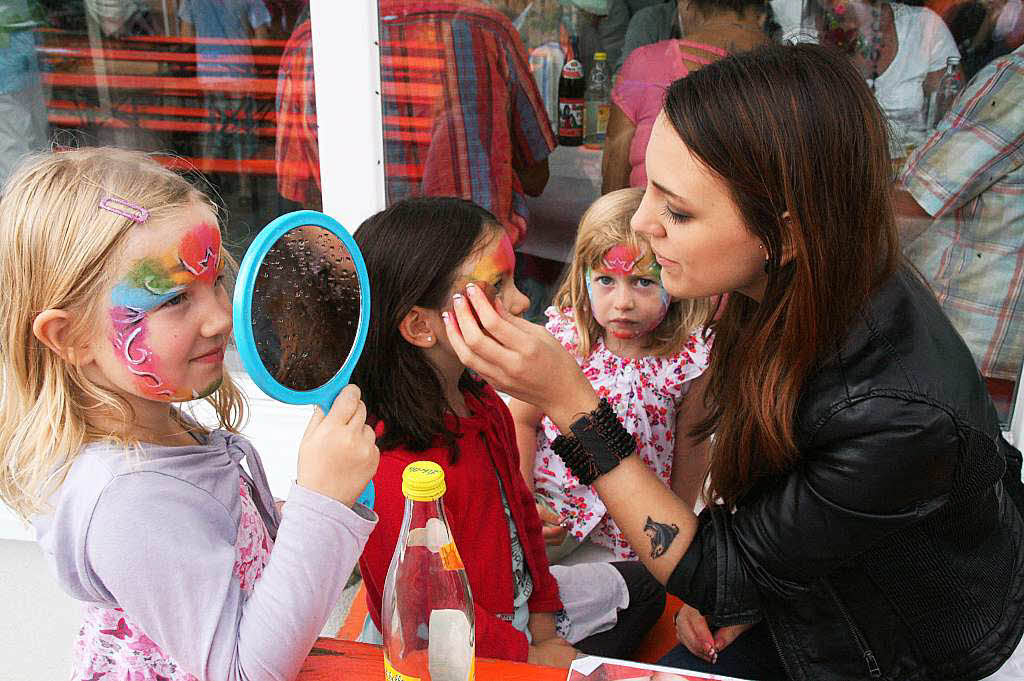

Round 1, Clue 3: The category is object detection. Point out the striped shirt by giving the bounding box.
[899,46,1024,381]
[379,0,556,244]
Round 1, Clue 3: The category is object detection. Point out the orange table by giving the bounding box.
[299,638,566,681]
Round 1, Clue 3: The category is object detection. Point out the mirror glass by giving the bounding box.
[250,225,361,392]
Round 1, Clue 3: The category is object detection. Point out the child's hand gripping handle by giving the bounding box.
[301,384,377,508]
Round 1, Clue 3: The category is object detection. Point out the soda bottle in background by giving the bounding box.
[925,56,963,130]
[583,51,610,149]
[558,58,585,146]
[381,462,475,681]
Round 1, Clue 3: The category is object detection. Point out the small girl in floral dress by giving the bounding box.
[510,188,714,563]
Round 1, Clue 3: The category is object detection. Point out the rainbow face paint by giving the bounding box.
[466,232,515,286]
[586,243,671,345]
[109,223,224,400]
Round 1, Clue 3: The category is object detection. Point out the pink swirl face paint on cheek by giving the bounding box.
[110,306,176,399]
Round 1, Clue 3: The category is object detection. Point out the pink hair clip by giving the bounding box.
[99,196,150,223]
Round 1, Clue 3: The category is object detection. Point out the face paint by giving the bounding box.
[586,244,672,345]
[601,244,643,276]
[109,223,224,400]
[467,232,515,285]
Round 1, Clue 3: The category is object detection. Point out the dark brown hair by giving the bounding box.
[352,197,498,462]
[662,44,900,506]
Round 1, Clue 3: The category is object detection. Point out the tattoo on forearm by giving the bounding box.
[644,516,680,559]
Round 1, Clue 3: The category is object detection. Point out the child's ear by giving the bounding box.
[398,306,438,349]
[32,309,94,365]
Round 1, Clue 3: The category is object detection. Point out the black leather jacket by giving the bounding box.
[668,268,1024,680]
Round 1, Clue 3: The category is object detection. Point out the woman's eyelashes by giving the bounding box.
[660,203,691,224]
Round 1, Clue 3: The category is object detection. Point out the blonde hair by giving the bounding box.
[554,188,713,358]
[0,147,246,520]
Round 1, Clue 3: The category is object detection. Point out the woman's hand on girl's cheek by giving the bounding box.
[444,284,598,424]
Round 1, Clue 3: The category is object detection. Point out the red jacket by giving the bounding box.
[359,384,563,661]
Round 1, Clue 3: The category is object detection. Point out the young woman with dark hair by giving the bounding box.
[443,44,1024,680]
[351,197,666,668]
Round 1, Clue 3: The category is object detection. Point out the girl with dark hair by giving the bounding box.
[352,197,666,668]
[443,44,1024,680]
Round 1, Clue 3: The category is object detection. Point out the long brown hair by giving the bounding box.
[352,197,495,463]
[663,44,900,507]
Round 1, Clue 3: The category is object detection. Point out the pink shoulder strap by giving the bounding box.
[677,39,729,65]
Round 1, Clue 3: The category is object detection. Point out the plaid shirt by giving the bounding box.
[379,0,556,244]
[899,46,1024,381]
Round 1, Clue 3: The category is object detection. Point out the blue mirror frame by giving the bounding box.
[233,210,373,508]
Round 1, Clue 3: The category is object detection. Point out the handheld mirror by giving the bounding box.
[234,210,374,508]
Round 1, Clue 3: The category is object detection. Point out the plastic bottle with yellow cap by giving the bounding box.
[381,461,475,681]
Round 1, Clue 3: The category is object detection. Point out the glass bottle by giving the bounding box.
[382,461,475,681]
[557,58,585,146]
[583,51,610,149]
[925,56,963,130]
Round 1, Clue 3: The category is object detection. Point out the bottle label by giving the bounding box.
[440,541,465,571]
[384,656,420,681]
[558,100,584,138]
[596,103,609,134]
[561,59,583,78]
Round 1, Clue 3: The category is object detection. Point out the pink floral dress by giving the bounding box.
[72,476,273,681]
[533,307,711,560]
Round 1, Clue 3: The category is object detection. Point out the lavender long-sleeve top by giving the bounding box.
[32,429,376,681]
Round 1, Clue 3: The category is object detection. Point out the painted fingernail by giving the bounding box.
[465,282,477,291]
[441,311,451,323]
[452,293,464,303]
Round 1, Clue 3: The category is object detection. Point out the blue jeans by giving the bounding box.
[657,622,788,680]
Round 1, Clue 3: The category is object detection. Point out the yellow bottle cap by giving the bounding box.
[594,52,607,60]
[402,461,446,501]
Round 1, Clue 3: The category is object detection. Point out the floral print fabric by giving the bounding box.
[71,475,273,680]
[533,307,711,560]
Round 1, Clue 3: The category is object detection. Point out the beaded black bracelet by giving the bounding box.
[551,398,635,485]
[552,433,600,485]
[571,398,636,460]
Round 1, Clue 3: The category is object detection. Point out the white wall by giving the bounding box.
[0,539,81,681]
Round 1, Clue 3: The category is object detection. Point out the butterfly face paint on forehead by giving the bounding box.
[109,223,224,400]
